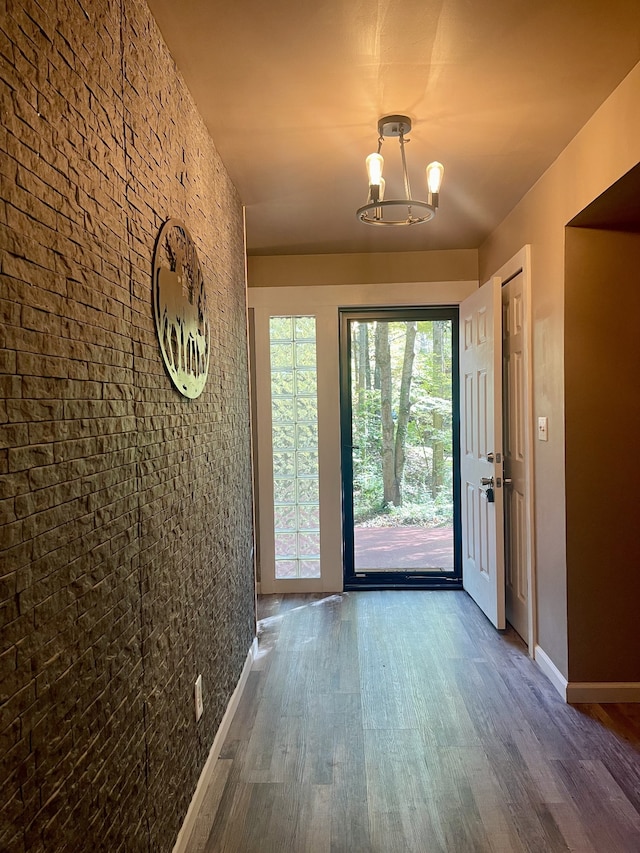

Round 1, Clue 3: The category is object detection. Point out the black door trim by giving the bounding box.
[339,306,462,590]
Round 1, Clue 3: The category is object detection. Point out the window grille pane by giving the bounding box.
[275,560,298,579]
[271,371,294,396]
[272,397,295,422]
[296,451,318,477]
[300,560,321,578]
[273,478,296,504]
[297,531,320,557]
[275,532,297,558]
[297,478,319,503]
[297,505,319,530]
[272,451,296,477]
[270,316,320,580]
[270,343,293,368]
[295,371,317,394]
[272,423,296,450]
[296,423,317,448]
[294,343,316,367]
[295,316,316,339]
[295,396,317,422]
[274,506,297,531]
[270,317,293,340]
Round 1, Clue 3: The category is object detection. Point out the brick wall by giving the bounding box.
[0,1,256,851]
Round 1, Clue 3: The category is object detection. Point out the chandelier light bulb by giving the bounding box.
[366,152,384,187]
[426,161,444,194]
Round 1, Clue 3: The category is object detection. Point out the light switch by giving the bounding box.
[538,416,548,441]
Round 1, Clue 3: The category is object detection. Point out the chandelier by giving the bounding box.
[356,115,444,226]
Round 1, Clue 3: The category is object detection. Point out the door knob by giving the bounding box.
[481,476,494,487]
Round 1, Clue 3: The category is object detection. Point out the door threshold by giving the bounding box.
[344,579,463,591]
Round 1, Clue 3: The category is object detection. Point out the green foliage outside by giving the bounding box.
[351,319,453,529]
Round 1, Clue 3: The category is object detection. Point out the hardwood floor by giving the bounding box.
[185,591,640,852]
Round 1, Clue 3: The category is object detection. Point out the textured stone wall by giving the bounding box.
[0,1,256,851]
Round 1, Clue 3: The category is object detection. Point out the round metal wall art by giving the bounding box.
[152,219,210,399]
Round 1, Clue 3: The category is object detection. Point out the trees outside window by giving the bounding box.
[350,319,453,529]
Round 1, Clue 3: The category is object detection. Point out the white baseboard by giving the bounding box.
[535,645,640,703]
[534,645,568,701]
[172,637,258,853]
[566,682,640,703]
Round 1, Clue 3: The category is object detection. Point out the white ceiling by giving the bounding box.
[146,0,640,256]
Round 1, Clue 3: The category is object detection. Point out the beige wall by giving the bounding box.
[248,249,478,287]
[480,63,640,678]
[564,228,640,682]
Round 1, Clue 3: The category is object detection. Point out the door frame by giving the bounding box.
[339,306,462,590]
[490,246,536,655]
[248,280,477,594]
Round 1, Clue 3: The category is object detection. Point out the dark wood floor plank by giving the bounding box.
[330,721,371,852]
[504,799,570,853]
[552,758,640,852]
[184,759,233,852]
[186,591,640,853]
[204,781,256,852]
[545,801,599,853]
[427,745,496,853]
[220,670,263,748]
[458,745,529,852]
[266,782,331,853]
[335,609,361,694]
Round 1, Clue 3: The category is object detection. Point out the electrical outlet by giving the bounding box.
[194,674,204,722]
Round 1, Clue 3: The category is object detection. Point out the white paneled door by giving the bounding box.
[459,278,505,629]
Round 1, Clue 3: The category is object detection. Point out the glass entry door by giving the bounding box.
[340,308,461,588]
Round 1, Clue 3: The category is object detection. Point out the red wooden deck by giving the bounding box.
[354,524,454,572]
